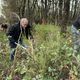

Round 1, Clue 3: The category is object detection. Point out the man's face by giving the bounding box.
[20,18,28,28]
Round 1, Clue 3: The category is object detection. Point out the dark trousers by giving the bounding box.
[10,48,16,61]
[9,39,23,61]
[9,40,28,61]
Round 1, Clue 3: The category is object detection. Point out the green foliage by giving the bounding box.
[0,25,79,80]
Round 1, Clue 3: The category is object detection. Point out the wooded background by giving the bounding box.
[1,0,80,32]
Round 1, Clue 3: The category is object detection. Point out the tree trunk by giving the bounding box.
[44,0,48,23]
[58,0,63,26]
[27,0,30,20]
[61,0,70,34]
[72,0,78,19]
[21,0,27,17]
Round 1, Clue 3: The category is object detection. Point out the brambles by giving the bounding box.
[0,25,79,80]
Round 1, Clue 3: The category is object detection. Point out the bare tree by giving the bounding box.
[61,0,70,34]
[2,0,80,25]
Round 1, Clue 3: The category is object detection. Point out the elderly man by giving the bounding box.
[7,18,33,61]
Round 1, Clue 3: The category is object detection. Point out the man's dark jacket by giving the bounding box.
[7,22,33,48]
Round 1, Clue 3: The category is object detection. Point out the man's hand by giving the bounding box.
[8,35,12,38]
